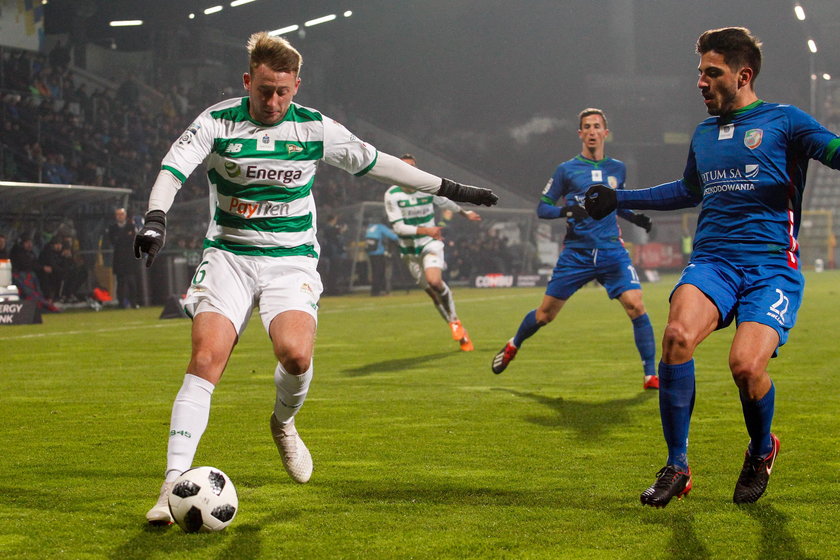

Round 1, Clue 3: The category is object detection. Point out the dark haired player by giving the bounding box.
[585,27,840,507]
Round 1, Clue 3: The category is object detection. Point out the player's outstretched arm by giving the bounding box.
[437,178,498,207]
[366,153,498,206]
[585,180,701,220]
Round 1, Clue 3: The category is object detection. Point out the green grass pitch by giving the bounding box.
[1,272,838,559]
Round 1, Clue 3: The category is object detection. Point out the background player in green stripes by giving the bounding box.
[384,154,482,351]
[135,31,497,525]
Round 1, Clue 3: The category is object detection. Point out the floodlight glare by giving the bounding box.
[110,20,143,27]
[270,25,300,36]
[344,11,353,17]
[808,39,817,53]
[189,13,195,19]
[204,5,223,15]
[230,0,258,6]
[823,73,832,81]
[304,14,336,27]
[794,4,806,21]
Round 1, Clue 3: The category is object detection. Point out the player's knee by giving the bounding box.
[276,346,312,375]
[535,309,555,324]
[189,347,226,376]
[662,322,695,358]
[427,279,445,292]
[277,349,312,376]
[623,302,645,318]
[729,356,763,387]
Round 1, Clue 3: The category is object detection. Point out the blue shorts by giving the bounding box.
[674,255,804,348]
[546,247,640,300]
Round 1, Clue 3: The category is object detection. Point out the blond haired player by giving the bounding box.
[136,32,497,525]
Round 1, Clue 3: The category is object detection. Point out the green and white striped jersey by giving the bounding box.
[162,97,378,259]
[384,186,461,255]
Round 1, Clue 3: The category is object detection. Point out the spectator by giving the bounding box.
[107,207,140,308]
[364,218,399,296]
[10,237,59,312]
[318,214,350,295]
[37,236,66,301]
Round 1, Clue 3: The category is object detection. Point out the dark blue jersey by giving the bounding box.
[684,101,840,266]
[541,155,633,249]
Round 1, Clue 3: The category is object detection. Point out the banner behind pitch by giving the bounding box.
[0,301,42,325]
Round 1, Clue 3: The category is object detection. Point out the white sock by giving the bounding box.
[436,283,457,323]
[164,374,215,482]
[273,362,312,424]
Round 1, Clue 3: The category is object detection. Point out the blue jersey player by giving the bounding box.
[492,108,658,391]
[585,27,840,508]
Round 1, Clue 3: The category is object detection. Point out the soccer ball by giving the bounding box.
[168,466,238,533]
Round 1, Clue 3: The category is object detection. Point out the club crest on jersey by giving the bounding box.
[744,129,763,149]
[257,133,274,151]
[607,176,618,189]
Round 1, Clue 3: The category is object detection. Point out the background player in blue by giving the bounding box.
[585,27,840,508]
[491,108,657,390]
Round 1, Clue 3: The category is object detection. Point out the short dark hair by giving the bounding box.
[696,27,762,85]
[399,153,416,161]
[578,108,607,129]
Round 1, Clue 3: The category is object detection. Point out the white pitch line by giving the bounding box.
[0,291,536,340]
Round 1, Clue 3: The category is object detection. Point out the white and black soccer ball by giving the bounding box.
[168,466,238,533]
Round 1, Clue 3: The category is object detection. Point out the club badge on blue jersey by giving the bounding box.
[744,129,763,149]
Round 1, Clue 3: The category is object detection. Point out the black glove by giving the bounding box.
[629,213,653,233]
[559,204,589,220]
[583,184,617,220]
[133,210,167,268]
[437,178,499,207]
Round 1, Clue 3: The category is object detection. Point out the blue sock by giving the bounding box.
[659,360,696,470]
[631,313,656,377]
[512,310,542,347]
[740,381,775,456]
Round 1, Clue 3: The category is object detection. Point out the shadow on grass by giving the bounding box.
[493,387,656,440]
[342,352,455,377]
[738,503,817,560]
[110,513,293,560]
[332,479,635,511]
[642,510,711,560]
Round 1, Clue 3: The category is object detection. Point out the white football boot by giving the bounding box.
[270,414,313,483]
[146,480,174,525]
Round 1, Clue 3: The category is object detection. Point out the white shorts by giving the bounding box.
[402,240,445,289]
[183,247,322,336]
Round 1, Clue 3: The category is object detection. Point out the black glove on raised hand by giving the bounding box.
[133,210,167,267]
[629,213,653,233]
[583,184,617,220]
[559,204,589,220]
[437,178,499,207]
